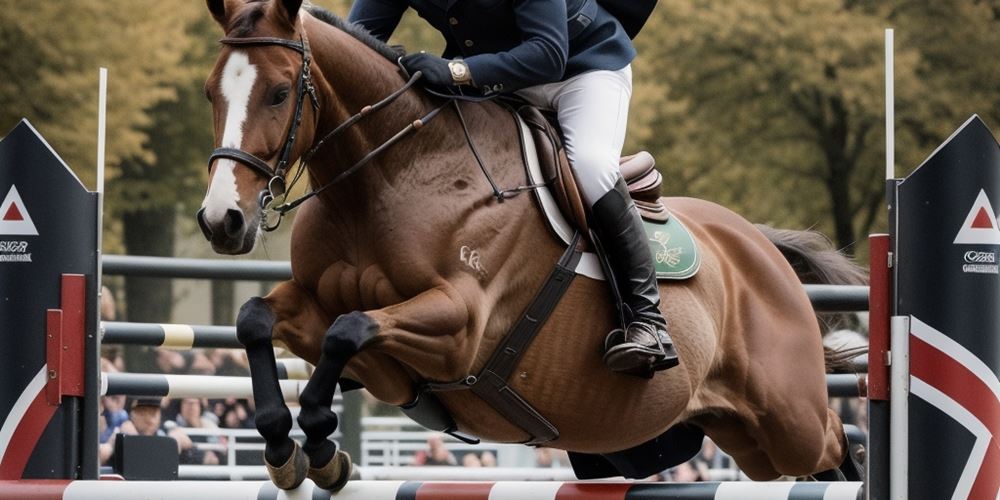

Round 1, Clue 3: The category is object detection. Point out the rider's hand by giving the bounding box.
[401,53,456,87]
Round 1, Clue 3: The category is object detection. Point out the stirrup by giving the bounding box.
[603,324,678,376]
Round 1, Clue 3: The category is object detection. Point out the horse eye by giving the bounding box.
[271,88,290,106]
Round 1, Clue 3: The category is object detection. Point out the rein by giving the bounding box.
[208,30,542,231]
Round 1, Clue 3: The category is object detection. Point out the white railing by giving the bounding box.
[177,415,743,480]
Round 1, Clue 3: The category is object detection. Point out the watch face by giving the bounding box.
[451,63,467,78]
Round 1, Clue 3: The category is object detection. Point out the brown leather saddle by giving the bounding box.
[515,105,669,237]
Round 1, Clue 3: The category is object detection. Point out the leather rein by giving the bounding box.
[208,31,446,231]
[208,30,543,232]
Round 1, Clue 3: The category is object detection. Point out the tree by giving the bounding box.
[631,0,933,253]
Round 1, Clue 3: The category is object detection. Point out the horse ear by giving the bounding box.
[277,0,304,26]
[206,0,227,26]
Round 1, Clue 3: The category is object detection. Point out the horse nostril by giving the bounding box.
[196,208,212,241]
[224,209,245,238]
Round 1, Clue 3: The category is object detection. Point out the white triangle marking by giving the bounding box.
[0,185,39,236]
[954,189,1000,245]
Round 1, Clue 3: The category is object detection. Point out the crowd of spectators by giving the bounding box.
[99,286,257,467]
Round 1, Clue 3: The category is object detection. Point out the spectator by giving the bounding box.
[173,398,222,465]
[100,286,117,321]
[480,450,497,467]
[535,447,568,468]
[121,398,193,456]
[219,402,253,429]
[697,438,731,470]
[412,435,457,466]
[461,453,482,467]
[670,460,709,482]
[155,350,186,374]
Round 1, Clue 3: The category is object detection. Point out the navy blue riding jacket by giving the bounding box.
[348,0,638,94]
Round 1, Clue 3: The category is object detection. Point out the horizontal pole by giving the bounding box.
[100,373,309,402]
[826,373,866,398]
[0,480,864,500]
[102,255,291,281]
[802,284,869,311]
[102,256,871,311]
[102,321,241,349]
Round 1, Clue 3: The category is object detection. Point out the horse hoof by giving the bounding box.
[308,449,353,492]
[265,440,308,490]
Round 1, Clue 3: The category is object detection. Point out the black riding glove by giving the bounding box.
[401,53,456,87]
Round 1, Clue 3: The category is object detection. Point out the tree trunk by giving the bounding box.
[121,206,176,372]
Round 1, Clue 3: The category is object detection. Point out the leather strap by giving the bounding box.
[209,147,276,180]
[426,232,583,445]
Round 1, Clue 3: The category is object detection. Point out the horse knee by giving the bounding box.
[322,311,378,361]
[237,297,276,349]
[254,405,293,441]
[296,403,339,437]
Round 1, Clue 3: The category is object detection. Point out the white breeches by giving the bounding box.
[517,64,632,208]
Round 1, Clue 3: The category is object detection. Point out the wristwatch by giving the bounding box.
[448,60,472,85]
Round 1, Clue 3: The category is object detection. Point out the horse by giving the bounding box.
[197,0,864,490]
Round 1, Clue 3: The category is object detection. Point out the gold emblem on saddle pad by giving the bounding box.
[651,231,683,268]
[644,218,700,280]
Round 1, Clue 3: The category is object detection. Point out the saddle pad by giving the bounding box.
[645,217,700,280]
[516,114,700,281]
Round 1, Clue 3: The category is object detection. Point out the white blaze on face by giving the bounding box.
[202,51,258,221]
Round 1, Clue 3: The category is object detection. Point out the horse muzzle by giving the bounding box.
[196,206,257,255]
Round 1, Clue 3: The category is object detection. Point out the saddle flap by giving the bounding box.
[517,105,590,237]
[516,106,669,226]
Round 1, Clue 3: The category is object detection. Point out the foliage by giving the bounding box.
[3,0,999,262]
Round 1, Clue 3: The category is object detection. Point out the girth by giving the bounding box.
[405,232,584,446]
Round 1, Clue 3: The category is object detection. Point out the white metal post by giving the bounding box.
[889,315,909,500]
[885,29,894,181]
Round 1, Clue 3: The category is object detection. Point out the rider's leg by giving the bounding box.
[518,65,678,374]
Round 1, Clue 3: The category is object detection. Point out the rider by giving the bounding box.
[348,0,678,375]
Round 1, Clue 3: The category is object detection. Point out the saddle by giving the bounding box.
[515,105,670,235]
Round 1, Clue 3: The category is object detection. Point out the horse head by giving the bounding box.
[198,0,320,254]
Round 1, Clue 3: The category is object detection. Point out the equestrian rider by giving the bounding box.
[348,0,678,375]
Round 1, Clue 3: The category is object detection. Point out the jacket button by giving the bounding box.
[464,39,474,47]
[449,17,459,25]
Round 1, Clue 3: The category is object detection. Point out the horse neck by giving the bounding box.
[303,17,438,209]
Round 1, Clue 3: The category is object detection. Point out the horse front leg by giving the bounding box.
[235,295,306,489]
[297,285,473,490]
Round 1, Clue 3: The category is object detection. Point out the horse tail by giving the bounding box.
[754,224,868,373]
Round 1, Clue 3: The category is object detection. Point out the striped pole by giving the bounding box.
[100,373,309,402]
[102,322,240,349]
[0,480,864,500]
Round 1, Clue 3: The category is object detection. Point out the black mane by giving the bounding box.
[306,6,403,62]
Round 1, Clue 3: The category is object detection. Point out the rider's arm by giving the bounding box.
[464,0,569,93]
[348,0,408,43]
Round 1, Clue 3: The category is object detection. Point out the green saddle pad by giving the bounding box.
[643,216,700,280]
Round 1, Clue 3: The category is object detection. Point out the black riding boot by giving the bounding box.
[590,178,679,375]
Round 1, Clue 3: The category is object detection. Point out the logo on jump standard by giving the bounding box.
[0,185,37,262]
[954,190,1000,274]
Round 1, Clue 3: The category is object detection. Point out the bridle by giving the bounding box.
[207,25,541,231]
[208,32,319,231]
[207,27,444,231]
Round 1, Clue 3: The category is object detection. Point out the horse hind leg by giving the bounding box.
[696,414,783,480]
[236,297,307,489]
[295,311,375,491]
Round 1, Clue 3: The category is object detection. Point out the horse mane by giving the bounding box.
[305,6,403,62]
[226,1,403,62]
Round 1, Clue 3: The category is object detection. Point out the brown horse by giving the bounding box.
[198,0,862,490]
